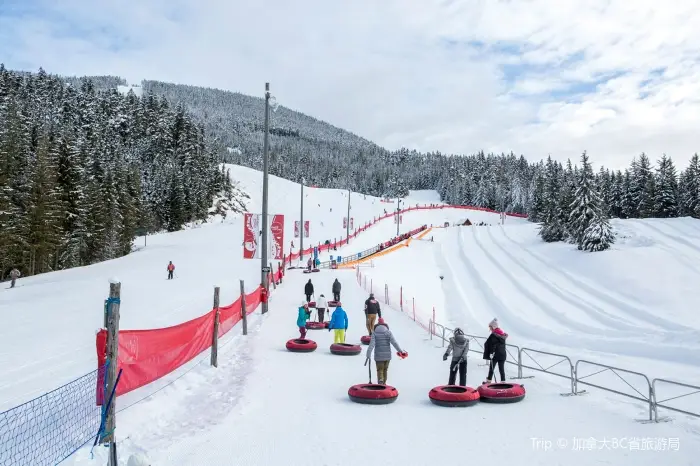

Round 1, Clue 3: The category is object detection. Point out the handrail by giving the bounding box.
[651,378,700,421]
[521,348,575,394]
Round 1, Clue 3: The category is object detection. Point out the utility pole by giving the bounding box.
[260,83,270,314]
[300,180,304,260]
[346,189,351,244]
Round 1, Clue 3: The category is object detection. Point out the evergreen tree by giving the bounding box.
[581,216,615,252]
[679,154,700,218]
[653,154,679,218]
[568,152,603,248]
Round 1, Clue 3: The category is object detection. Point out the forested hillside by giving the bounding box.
[0,67,234,280]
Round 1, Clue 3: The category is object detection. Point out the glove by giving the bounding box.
[443,353,448,361]
[490,353,495,359]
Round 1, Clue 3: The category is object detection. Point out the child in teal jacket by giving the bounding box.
[297,303,309,339]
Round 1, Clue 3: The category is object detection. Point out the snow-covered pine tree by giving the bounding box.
[569,152,604,248]
[679,154,700,218]
[581,215,615,252]
[653,154,679,218]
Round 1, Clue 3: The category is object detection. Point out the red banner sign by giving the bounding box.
[350,218,354,229]
[294,220,300,238]
[304,220,310,238]
[343,217,347,228]
[243,213,259,259]
[271,215,284,260]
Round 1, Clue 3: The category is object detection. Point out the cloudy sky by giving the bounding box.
[1,0,699,170]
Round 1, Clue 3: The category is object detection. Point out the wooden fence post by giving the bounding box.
[104,281,121,446]
[240,280,248,336]
[211,286,220,367]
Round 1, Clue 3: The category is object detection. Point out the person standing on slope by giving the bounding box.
[306,257,313,271]
[443,328,469,386]
[9,267,20,288]
[332,278,341,302]
[304,279,314,303]
[328,305,348,344]
[167,261,175,280]
[316,294,328,323]
[366,318,406,385]
[297,302,309,339]
[483,318,508,383]
[364,293,381,335]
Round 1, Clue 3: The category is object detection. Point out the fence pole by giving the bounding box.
[400,286,403,311]
[432,307,436,335]
[103,281,121,446]
[211,286,221,367]
[240,280,248,336]
[270,262,276,289]
[412,297,415,321]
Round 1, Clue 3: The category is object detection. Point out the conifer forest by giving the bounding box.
[1,67,700,278]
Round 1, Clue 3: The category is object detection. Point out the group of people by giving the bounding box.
[296,278,509,387]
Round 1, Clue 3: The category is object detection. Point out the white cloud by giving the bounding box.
[1,0,699,170]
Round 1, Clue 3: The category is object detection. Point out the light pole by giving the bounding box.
[300,178,305,260]
[396,198,402,236]
[260,83,271,314]
[346,189,351,244]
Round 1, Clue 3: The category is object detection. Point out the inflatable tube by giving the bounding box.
[477,383,526,403]
[348,384,398,405]
[429,385,480,407]
[328,301,341,307]
[302,269,312,274]
[307,301,316,308]
[306,321,328,330]
[311,268,320,273]
[360,335,371,345]
[330,343,362,356]
[286,339,317,353]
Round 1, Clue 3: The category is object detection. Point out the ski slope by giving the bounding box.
[3,164,700,465]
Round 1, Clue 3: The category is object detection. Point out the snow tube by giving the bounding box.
[307,301,316,308]
[360,335,371,345]
[311,268,320,273]
[477,383,526,403]
[302,269,312,274]
[429,385,480,407]
[286,339,317,353]
[306,321,328,330]
[330,343,362,356]
[348,384,398,405]
[328,300,341,307]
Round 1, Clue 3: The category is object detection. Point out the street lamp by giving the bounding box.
[260,83,272,314]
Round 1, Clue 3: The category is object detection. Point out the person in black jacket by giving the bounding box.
[364,293,381,334]
[482,318,508,383]
[304,279,314,303]
[332,278,341,301]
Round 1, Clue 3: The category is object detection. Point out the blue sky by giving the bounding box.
[1,0,699,170]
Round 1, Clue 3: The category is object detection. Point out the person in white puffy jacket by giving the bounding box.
[316,294,328,323]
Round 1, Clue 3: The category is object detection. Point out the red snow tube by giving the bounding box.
[330,343,362,356]
[477,383,526,403]
[429,385,480,407]
[311,268,320,273]
[348,384,398,405]
[360,335,371,345]
[306,321,328,330]
[308,301,317,308]
[328,301,341,307]
[286,339,317,353]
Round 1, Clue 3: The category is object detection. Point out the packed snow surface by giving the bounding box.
[1,164,699,465]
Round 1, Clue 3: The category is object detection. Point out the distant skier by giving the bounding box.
[297,302,309,339]
[332,278,341,301]
[167,261,175,280]
[364,293,381,335]
[306,257,313,271]
[443,328,469,386]
[328,305,348,344]
[9,268,20,288]
[316,294,328,323]
[483,318,508,383]
[304,279,314,303]
[366,318,407,385]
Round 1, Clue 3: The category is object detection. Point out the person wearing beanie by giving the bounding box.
[316,294,328,323]
[366,318,406,385]
[443,327,469,386]
[483,318,508,383]
[296,302,309,339]
[364,293,381,335]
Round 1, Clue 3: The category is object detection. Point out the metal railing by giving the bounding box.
[426,319,698,423]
